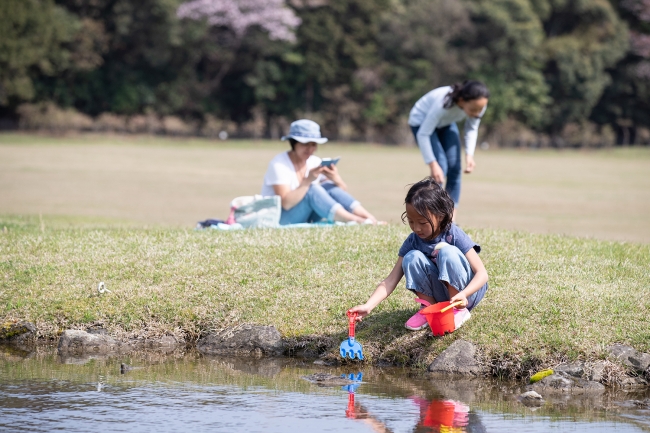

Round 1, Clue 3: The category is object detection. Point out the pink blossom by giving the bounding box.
[622,0,650,22]
[177,0,301,42]
[630,31,650,58]
[635,61,650,78]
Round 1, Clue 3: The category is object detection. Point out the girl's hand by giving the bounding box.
[348,305,372,321]
[450,292,468,309]
[464,154,476,173]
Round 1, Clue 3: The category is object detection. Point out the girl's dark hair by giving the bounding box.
[443,80,490,109]
[401,178,454,239]
[288,138,298,151]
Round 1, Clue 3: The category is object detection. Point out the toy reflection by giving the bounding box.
[344,379,471,433]
[409,395,469,432]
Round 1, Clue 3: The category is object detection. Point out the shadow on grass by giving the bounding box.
[285,308,455,367]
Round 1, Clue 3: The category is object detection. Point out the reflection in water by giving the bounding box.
[410,396,469,432]
[1,350,649,433]
[344,372,476,433]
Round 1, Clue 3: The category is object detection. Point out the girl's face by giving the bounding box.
[457,97,488,119]
[405,203,439,239]
[293,141,318,161]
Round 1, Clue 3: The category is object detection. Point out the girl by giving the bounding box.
[348,178,488,330]
[262,119,379,225]
[409,80,490,219]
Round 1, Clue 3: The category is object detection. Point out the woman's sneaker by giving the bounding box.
[405,298,431,331]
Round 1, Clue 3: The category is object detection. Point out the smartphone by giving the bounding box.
[320,157,340,167]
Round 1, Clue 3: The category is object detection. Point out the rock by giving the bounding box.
[588,361,606,382]
[197,324,284,357]
[130,335,184,352]
[86,327,108,336]
[631,399,650,408]
[0,321,36,344]
[520,391,544,407]
[554,362,584,378]
[120,363,134,374]
[302,373,355,387]
[427,340,485,376]
[530,372,605,394]
[620,376,648,389]
[58,329,123,355]
[607,344,650,374]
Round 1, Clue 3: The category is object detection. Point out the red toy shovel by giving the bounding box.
[340,311,364,360]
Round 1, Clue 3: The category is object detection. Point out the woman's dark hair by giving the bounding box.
[401,177,454,239]
[288,138,298,151]
[443,80,490,109]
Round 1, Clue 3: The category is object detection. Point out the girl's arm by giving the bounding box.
[349,257,404,320]
[450,249,488,307]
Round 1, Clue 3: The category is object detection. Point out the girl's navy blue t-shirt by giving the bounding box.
[398,223,480,258]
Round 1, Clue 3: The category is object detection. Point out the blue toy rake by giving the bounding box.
[340,311,364,360]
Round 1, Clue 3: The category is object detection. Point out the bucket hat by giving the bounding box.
[281,119,328,144]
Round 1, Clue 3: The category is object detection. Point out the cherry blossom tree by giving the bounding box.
[177,0,301,91]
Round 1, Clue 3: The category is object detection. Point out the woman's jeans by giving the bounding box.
[402,247,487,311]
[411,123,462,205]
[279,182,360,225]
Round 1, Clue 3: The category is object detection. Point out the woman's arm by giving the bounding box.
[450,249,488,307]
[349,257,404,320]
[321,164,347,190]
[273,166,325,210]
[462,104,486,173]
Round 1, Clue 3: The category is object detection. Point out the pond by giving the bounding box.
[1,347,649,432]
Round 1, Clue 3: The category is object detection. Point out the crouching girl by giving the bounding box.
[348,177,488,330]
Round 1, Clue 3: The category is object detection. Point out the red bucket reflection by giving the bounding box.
[411,396,469,432]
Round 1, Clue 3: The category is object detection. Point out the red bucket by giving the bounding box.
[420,301,455,336]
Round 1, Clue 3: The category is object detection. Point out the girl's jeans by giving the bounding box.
[402,246,487,311]
[279,182,360,225]
[411,123,462,205]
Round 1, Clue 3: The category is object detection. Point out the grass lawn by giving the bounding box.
[1,133,649,376]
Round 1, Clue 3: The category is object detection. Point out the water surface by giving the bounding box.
[1,348,648,432]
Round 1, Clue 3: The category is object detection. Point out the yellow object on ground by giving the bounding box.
[530,369,554,383]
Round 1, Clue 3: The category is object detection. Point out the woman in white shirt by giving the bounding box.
[262,119,378,225]
[409,80,490,218]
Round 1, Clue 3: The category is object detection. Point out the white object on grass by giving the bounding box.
[97,282,111,294]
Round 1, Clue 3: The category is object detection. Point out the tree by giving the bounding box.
[534,0,629,133]
[464,0,550,129]
[591,0,650,144]
[0,0,81,105]
[177,0,300,92]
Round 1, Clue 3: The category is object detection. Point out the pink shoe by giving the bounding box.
[405,298,431,331]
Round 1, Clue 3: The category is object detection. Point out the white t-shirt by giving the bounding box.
[261,151,323,196]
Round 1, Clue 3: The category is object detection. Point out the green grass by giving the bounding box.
[1,133,649,376]
[1,215,648,375]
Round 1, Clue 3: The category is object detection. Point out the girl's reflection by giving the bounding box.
[346,391,477,433]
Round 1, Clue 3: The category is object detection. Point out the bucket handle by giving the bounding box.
[439,300,463,313]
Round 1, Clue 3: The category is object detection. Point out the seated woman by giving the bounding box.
[261,119,378,225]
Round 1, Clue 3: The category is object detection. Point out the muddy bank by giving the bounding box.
[2,320,649,391]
